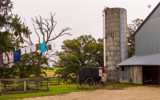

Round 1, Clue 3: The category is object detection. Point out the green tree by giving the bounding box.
[12,53,48,78]
[17,13,71,78]
[56,35,103,77]
[128,18,143,57]
[0,0,30,78]
[0,0,30,54]
[0,1,70,78]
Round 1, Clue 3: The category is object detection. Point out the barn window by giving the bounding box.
[121,66,125,71]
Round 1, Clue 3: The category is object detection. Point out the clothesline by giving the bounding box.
[0,42,53,67]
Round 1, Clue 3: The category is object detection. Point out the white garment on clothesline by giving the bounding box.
[20,48,26,55]
[3,53,8,64]
[25,47,31,54]
[30,45,36,52]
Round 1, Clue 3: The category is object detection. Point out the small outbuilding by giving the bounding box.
[118,2,160,85]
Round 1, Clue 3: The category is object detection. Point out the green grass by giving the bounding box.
[0,84,87,100]
[52,67,62,71]
[46,67,62,71]
[0,82,139,100]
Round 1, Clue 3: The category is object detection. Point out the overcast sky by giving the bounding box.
[12,0,160,51]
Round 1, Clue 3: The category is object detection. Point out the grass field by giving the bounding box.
[0,84,88,100]
[43,67,62,77]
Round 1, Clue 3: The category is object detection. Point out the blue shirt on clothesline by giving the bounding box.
[14,49,21,63]
[40,42,47,53]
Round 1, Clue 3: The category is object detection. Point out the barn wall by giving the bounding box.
[119,66,142,84]
[130,66,142,84]
[135,5,160,55]
[119,66,130,83]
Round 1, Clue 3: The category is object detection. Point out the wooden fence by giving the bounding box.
[49,77,60,85]
[0,78,51,94]
[0,77,76,94]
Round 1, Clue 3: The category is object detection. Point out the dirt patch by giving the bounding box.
[22,86,160,100]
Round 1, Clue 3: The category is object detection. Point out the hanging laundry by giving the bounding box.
[20,48,26,55]
[36,44,40,50]
[40,42,47,53]
[46,45,49,51]
[8,51,14,63]
[46,44,49,51]
[46,44,52,51]
[49,44,52,50]
[30,45,36,52]
[0,54,3,67]
[14,49,21,63]
[25,46,31,54]
[3,53,9,64]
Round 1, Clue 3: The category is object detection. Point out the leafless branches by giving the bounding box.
[21,13,71,67]
[31,13,71,44]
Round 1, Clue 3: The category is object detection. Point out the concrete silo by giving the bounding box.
[103,8,127,82]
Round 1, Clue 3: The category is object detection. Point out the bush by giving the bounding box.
[11,83,24,91]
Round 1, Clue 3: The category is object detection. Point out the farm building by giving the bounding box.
[118,2,160,85]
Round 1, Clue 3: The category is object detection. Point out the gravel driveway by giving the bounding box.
[22,86,160,100]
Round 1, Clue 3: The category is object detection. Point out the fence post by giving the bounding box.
[9,80,10,90]
[58,77,60,85]
[36,78,39,90]
[0,81,1,94]
[50,78,51,85]
[28,80,30,88]
[24,80,26,92]
[47,78,50,91]
[4,81,6,90]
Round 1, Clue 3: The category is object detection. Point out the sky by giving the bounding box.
[12,0,160,51]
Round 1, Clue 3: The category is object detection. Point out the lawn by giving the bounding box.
[0,84,87,100]
[0,82,139,100]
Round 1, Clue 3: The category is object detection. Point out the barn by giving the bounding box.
[118,2,160,85]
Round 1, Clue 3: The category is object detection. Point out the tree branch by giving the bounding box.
[22,37,33,45]
[32,20,41,43]
[47,27,71,43]
[31,13,71,45]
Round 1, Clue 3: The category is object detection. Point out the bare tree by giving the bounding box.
[23,13,71,45]
[32,13,71,44]
[21,13,71,68]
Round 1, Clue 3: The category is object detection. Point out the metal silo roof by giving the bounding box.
[118,53,160,66]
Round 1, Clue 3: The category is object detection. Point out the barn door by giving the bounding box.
[130,66,142,84]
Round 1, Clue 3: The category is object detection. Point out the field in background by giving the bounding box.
[43,67,61,77]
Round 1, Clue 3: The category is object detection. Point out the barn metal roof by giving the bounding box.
[118,53,160,67]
